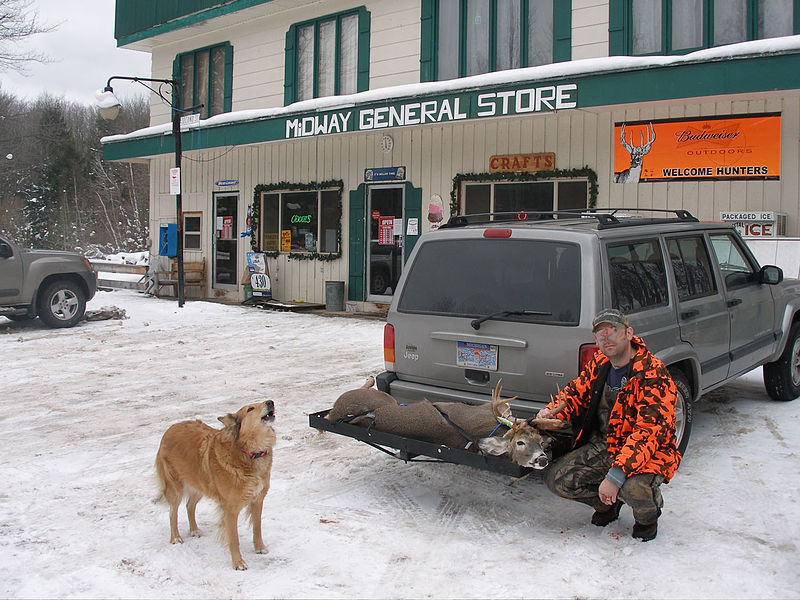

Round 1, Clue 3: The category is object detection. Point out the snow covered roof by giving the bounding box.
[100,36,800,151]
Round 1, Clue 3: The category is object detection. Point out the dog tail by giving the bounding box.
[361,376,376,389]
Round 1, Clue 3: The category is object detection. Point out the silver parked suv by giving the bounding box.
[377,209,800,454]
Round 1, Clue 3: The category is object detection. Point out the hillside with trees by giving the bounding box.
[0,90,150,255]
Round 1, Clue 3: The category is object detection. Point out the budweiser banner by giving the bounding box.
[613,114,781,183]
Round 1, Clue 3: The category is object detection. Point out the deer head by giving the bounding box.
[477,382,568,469]
[620,122,656,168]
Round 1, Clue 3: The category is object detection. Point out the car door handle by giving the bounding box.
[680,309,699,320]
[727,298,743,307]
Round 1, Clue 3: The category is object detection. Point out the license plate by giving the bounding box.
[456,341,498,371]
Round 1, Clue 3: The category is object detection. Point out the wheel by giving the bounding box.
[763,321,800,401]
[37,280,86,328]
[669,369,693,456]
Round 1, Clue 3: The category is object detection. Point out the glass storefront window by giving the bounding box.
[260,188,341,254]
[282,192,318,251]
[463,179,588,215]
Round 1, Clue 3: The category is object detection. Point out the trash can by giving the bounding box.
[325,281,345,312]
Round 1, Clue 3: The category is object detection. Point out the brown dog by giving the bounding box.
[155,400,276,570]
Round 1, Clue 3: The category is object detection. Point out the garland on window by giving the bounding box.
[251,180,344,261]
[449,167,599,215]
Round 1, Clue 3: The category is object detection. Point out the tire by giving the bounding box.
[669,369,693,456]
[763,321,800,401]
[37,280,86,328]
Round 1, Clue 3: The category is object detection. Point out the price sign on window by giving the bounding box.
[281,230,292,252]
[378,217,394,245]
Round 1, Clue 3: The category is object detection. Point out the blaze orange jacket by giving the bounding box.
[545,336,682,482]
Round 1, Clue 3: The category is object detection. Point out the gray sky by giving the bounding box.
[0,0,152,105]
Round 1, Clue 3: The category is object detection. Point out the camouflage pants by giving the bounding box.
[544,436,664,525]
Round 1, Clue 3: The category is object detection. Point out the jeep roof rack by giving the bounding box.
[438,208,698,230]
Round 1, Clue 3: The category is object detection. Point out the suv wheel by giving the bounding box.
[763,321,800,401]
[38,280,86,328]
[669,369,693,455]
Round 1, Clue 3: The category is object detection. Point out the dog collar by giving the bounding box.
[242,449,270,459]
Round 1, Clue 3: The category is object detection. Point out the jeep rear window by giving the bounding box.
[397,239,580,325]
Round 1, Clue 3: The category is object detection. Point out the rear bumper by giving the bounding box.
[377,372,547,419]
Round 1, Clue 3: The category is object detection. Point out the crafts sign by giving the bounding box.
[613,114,781,183]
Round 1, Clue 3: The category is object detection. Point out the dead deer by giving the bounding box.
[326,378,568,470]
[476,383,568,469]
[614,122,656,183]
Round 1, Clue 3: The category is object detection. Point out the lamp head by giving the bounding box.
[95,86,121,121]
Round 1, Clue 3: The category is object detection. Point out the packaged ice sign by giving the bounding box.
[719,211,786,238]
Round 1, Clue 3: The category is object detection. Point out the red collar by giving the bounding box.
[242,449,270,459]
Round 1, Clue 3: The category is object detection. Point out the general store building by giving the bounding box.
[103,0,800,309]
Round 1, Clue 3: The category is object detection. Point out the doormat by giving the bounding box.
[244,298,325,312]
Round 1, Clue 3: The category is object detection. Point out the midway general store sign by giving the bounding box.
[284,83,578,138]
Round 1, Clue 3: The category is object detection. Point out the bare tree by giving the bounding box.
[0,0,56,73]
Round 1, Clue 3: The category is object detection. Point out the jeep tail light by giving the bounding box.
[384,323,396,367]
[483,229,512,238]
[579,343,599,373]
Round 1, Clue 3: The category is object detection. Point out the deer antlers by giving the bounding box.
[620,122,656,155]
[490,380,567,432]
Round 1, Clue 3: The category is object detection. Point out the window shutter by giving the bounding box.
[608,0,627,56]
[224,43,233,113]
[172,55,181,109]
[357,7,371,92]
[420,0,435,82]
[348,185,366,301]
[553,0,572,62]
[284,26,297,105]
[403,183,422,261]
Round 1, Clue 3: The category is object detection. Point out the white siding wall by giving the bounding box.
[572,0,610,60]
[148,0,421,127]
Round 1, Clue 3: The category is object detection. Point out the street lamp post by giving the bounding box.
[97,76,186,307]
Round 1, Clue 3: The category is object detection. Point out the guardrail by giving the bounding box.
[89,260,148,291]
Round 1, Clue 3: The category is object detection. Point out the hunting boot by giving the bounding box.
[632,509,661,542]
[591,500,622,526]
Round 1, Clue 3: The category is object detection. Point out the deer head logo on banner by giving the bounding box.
[615,122,656,183]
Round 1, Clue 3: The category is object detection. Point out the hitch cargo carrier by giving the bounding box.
[308,409,534,477]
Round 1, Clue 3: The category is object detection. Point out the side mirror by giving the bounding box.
[760,265,783,285]
[0,243,12,259]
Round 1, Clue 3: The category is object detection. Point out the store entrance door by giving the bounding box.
[213,193,238,289]
[367,185,404,301]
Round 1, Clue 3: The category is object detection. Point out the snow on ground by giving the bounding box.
[1,290,798,599]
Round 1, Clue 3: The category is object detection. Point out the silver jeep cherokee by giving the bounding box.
[377,209,800,453]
